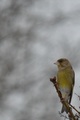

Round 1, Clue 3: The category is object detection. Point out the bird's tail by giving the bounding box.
[61,105,68,113]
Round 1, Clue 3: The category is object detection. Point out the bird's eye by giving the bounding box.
[58,59,63,63]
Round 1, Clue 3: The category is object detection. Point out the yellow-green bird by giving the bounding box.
[54,58,75,113]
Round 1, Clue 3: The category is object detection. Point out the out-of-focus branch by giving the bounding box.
[50,77,77,120]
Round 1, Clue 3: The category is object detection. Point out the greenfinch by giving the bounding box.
[54,58,75,113]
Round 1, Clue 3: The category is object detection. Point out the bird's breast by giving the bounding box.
[57,69,72,89]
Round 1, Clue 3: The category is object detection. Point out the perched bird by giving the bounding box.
[54,58,75,113]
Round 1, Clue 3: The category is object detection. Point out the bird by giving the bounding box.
[54,58,75,113]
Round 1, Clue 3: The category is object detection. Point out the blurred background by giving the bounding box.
[0,0,80,120]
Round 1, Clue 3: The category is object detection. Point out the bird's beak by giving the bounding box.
[54,61,59,65]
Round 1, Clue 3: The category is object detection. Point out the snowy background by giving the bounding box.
[0,0,80,120]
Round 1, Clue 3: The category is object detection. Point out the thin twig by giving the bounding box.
[75,93,80,100]
[69,104,80,115]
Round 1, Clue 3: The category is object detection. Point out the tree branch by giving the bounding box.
[50,77,77,120]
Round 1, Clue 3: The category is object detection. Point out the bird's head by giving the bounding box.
[54,58,72,70]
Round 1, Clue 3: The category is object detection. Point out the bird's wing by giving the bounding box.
[72,70,75,86]
[69,69,75,104]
